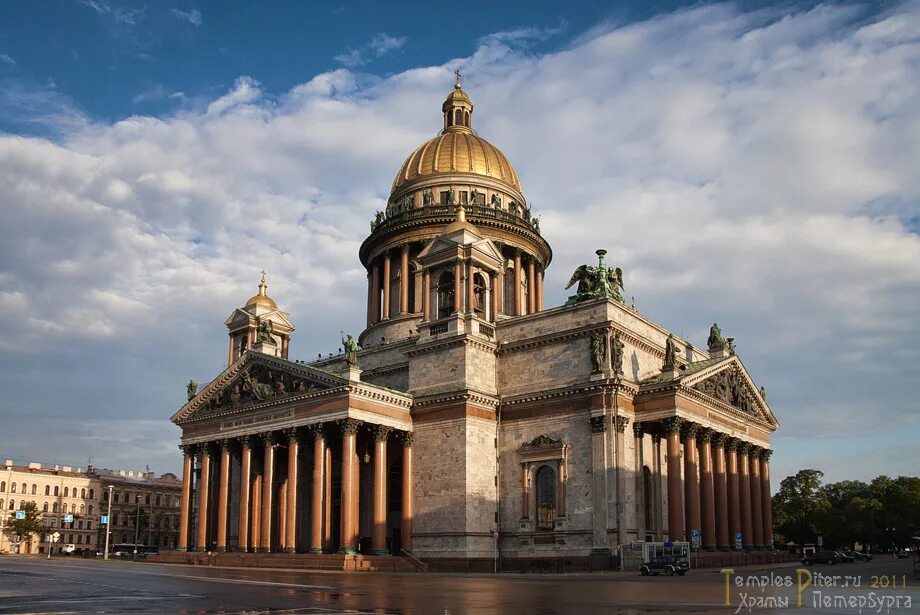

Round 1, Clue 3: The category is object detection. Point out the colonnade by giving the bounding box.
[655,417,773,550]
[177,421,415,555]
[365,244,545,327]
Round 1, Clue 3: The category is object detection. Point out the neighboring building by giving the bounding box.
[95,469,182,551]
[171,79,779,568]
[0,460,99,555]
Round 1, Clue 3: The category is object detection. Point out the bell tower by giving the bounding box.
[224,272,295,364]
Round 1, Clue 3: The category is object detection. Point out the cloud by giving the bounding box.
[171,8,202,27]
[132,83,186,104]
[0,54,15,66]
[80,0,144,26]
[1,3,918,476]
[335,32,407,68]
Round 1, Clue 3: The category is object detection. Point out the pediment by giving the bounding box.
[224,307,294,331]
[518,434,566,462]
[171,352,346,424]
[417,234,504,269]
[681,357,778,428]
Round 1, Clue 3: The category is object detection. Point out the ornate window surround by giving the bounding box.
[518,435,567,533]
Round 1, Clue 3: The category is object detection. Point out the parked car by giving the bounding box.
[639,555,689,576]
[836,551,854,563]
[802,550,840,565]
[841,549,873,562]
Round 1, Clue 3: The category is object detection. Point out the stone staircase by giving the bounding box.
[146,550,419,572]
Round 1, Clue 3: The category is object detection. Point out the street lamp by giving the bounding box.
[103,485,113,560]
[133,494,141,561]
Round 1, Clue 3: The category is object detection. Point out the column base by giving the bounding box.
[215,546,227,553]
[338,548,358,555]
[257,547,271,553]
[176,547,188,552]
[309,547,323,554]
[370,549,390,556]
[285,548,296,554]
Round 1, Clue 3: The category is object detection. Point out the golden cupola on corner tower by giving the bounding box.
[358,72,552,349]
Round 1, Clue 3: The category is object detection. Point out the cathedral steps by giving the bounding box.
[145,551,419,572]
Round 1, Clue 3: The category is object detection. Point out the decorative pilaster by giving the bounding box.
[613,414,629,543]
[661,417,684,543]
[589,413,609,553]
[372,425,392,555]
[527,258,536,314]
[513,251,522,315]
[400,431,415,552]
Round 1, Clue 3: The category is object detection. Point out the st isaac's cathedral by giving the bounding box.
[170,77,779,570]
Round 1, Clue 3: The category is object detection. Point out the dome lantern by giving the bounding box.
[442,70,473,133]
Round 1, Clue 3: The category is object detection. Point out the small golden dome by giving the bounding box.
[245,271,277,309]
[391,132,522,194]
[442,203,479,235]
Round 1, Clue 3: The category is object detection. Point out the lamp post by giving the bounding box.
[133,494,142,561]
[103,485,113,560]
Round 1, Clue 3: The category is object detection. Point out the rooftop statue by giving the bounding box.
[611,332,625,376]
[446,187,455,205]
[663,333,680,371]
[422,189,433,205]
[256,319,275,345]
[341,333,359,367]
[186,379,198,401]
[565,249,626,304]
[707,322,726,351]
[490,193,501,208]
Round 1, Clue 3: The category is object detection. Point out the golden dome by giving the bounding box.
[391,131,522,194]
[442,203,479,235]
[391,79,522,196]
[245,271,277,310]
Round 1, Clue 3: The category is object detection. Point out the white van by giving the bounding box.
[61,544,76,554]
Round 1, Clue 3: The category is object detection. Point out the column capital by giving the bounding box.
[748,445,762,458]
[659,416,683,434]
[337,418,363,436]
[306,423,326,440]
[589,415,607,433]
[651,433,662,445]
[697,427,713,443]
[613,415,630,433]
[261,431,280,447]
[218,438,234,452]
[632,421,644,438]
[373,425,393,442]
[736,441,751,455]
[283,427,299,444]
[760,449,773,461]
[401,243,409,253]
[399,431,416,447]
[681,422,700,439]
[713,432,729,447]
[179,443,197,456]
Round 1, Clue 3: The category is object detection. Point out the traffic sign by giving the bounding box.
[735,532,743,550]
[15,511,25,520]
[50,531,61,543]
[64,514,74,523]
[817,535,824,547]
[691,528,701,550]
[100,514,109,525]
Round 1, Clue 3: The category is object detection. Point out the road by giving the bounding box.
[0,554,914,614]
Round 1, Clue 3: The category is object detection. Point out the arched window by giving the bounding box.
[88,505,94,515]
[20,483,26,494]
[10,483,16,494]
[446,109,453,127]
[80,504,85,514]
[0,481,5,492]
[81,488,86,499]
[472,272,487,318]
[436,271,455,319]
[52,502,58,513]
[464,110,470,127]
[89,489,94,499]
[535,465,557,530]
[7,500,13,510]
[31,484,37,495]
[19,500,25,509]
[454,109,462,126]
[42,502,48,512]
[145,494,150,505]
[155,495,161,506]
[503,266,515,315]
[64,487,69,498]
[71,503,76,513]
[643,466,654,529]
[53,486,59,497]
[44,485,50,496]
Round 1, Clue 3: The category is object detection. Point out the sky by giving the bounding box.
[0,1,917,489]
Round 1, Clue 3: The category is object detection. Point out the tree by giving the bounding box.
[5,502,44,550]
[771,469,829,545]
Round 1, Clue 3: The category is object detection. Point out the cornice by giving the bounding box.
[411,388,500,409]
[499,380,635,407]
[404,333,497,357]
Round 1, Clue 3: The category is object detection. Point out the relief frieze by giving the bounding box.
[693,366,758,416]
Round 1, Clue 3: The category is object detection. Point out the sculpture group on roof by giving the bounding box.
[565,249,625,305]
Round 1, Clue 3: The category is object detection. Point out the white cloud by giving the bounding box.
[0,54,15,66]
[171,8,202,27]
[132,83,186,104]
[1,3,918,477]
[335,32,407,67]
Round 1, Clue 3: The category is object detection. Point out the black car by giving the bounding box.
[639,555,690,576]
[836,551,855,563]
[801,550,840,565]
[841,550,873,562]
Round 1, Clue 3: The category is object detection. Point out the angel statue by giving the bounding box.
[707,323,726,351]
[606,267,624,303]
[565,264,598,295]
[256,319,275,345]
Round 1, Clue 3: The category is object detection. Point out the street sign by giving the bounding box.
[15,511,25,520]
[817,535,824,547]
[691,529,701,550]
[735,532,743,550]
[100,515,109,525]
[64,514,74,523]
[50,531,61,543]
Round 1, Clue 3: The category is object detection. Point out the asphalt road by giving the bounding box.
[0,554,915,614]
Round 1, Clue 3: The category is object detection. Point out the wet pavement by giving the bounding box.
[0,554,914,614]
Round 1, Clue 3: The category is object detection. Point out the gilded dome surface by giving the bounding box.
[391,131,522,195]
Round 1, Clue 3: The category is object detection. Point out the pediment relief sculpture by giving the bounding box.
[692,366,758,416]
[522,434,563,449]
[203,364,325,414]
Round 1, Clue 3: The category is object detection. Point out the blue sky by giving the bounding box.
[0,1,918,487]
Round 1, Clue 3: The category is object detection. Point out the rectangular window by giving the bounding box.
[439,191,450,205]
[459,191,468,204]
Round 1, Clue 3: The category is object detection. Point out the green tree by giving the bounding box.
[5,502,44,549]
[127,507,149,536]
[772,469,829,545]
